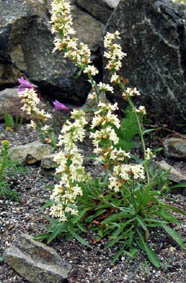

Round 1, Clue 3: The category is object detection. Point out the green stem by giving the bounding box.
[0,151,8,180]
[127,98,150,184]
[130,180,137,213]
[88,74,100,104]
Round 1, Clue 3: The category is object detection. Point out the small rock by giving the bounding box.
[41,153,57,169]
[157,160,186,183]
[163,137,186,160]
[0,88,29,121]
[9,140,51,164]
[3,234,72,283]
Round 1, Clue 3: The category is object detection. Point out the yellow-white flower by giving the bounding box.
[84,65,99,76]
[136,106,146,115]
[90,127,119,146]
[108,175,121,192]
[50,203,67,222]
[110,148,130,161]
[145,148,155,160]
[97,82,114,93]
[122,87,141,98]
[110,73,120,83]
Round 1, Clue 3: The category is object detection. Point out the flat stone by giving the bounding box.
[9,140,51,164]
[157,160,186,183]
[41,153,56,169]
[3,234,72,283]
[163,137,186,160]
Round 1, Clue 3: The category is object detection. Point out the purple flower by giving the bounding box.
[17,77,35,92]
[53,100,69,111]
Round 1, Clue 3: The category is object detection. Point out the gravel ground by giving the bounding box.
[0,122,186,283]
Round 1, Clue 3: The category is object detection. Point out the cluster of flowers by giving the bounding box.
[17,77,51,130]
[50,109,91,221]
[90,101,145,193]
[50,0,98,77]
[47,0,156,222]
[17,77,70,142]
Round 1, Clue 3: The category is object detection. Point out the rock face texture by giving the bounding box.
[76,0,120,24]
[104,0,186,125]
[3,234,72,283]
[0,0,104,105]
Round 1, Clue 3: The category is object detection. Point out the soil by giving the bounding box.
[0,121,186,283]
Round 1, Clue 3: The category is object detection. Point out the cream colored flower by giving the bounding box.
[136,106,146,115]
[122,87,141,98]
[84,65,99,76]
[97,82,113,93]
[145,148,155,160]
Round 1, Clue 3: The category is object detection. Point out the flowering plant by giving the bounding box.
[32,0,186,267]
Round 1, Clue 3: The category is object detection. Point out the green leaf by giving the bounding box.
[160,203,186,216]
[85,209,106,223]
[98,229,104,238]
[112,248,124,263]
[141,182,156,206]
[85,154,97,160]
[170,183,186,189]
[115,106,140,151]
[123,248,138,258]
[136,215,147,231]
[105,235,123,250]
[137,230,160,268]
[72,208,89,224]
[71,231,92,248]
[103,171,109,183]
[4,112,14,128]
[144,218,167,225]
[47,223,66,243]
[110,226,122,239]
[161,224,185,249]
[143,129,155,135]
[156,209,181,226]
[101,210,129,224]
[40,200,55,210]
[77,223,87,233]
[34,234,50,241]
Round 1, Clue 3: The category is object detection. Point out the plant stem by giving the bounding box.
[127,98,150,184]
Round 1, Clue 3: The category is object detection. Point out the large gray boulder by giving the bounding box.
[0,0,33,85]
[3,234,72,283]
[76,0,120,24]
[104,0,186,126]
[0,0,103,105]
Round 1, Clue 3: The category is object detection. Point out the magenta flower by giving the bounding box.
[17,77,35,92]
[53,100,69,111]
